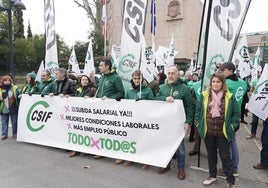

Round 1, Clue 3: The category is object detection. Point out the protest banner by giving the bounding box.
[18,95,185,167]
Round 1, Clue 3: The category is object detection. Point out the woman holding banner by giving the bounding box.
[69,75,96,157]
[195,73,240,188]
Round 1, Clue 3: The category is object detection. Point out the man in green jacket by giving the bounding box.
[96,59,125,100]
[94,58,125,163]
[218,62,248,177]
[155,65,194,180]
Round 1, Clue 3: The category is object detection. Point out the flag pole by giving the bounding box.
[104,20,107,57]
[103,0,107,57]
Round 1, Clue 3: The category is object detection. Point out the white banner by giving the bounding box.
[248,64,268,120]
[18,95,186,167]
[44,0,59,75]
[118,0,148,90]
[200,0,251,89]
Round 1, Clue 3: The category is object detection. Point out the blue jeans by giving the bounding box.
[167,140,185,170]
[251,114,259,135]
[230,136,239,171]
[176,140,185,170]
[1,113,18,137]
[222,135,239,172]
[261,121,268,167]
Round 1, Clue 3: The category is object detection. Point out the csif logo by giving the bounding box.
[26,101,53,132]
[118,54,137,73]
[235,87,245,102]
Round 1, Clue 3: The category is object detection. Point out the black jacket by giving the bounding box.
[53,77,76,96]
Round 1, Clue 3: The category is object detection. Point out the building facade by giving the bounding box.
[107,0,203,70]
[242,31,268,65]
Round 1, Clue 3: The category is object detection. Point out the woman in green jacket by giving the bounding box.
[195,73,240,188]
[20,71,37,95]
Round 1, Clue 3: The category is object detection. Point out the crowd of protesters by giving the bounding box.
[0,59,267,188]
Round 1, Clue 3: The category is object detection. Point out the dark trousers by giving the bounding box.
[241,93,248,121]
[261,121,268,167]
[193,126,200,151]
[251,114,259,135]
[204,136,235,185]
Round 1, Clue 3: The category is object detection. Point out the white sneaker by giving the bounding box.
[233,170,239,177]
[203,177,217,185]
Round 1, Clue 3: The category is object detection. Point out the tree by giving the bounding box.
[90,30,104,57]
[74,0,102,34]
[13,9,24,38]
[27,21,33,38]
[73,0,108,55]
[0,13,8,62]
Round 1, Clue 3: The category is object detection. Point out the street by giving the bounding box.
[0,114,267,188]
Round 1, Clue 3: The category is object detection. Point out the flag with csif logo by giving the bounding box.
[44,0,59,75]
[248,64,268,120]
[118,0,148,90]
[198,0,251,90]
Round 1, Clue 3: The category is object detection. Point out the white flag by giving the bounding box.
[166,34,175,66]
[251,46,262,83]
[189,57,194,71]
[83,41,95,76]
[234,34,251,78]
[102,0,107,37]
[35,61,45,83]
[118,0,148,90]
[111,44,120,69]
[68,48,80,75]
[155,46,178,66]
[140,35,155,83]
[248,64,268,120]
[44,0,58,75]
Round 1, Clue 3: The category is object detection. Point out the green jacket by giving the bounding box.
[0,85,20,114]
[33,78,55,95]
[97,70,125,99]
[155,79,194,124]
[195,90,240,142]
[21,83,36,94]
[226,77,248,108]
[125,85,154,100]
[76,86,96,97]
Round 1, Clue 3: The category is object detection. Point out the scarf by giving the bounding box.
[209,90,224,118]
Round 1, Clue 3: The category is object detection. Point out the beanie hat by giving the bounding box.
[27,71,36,79]
[221,62,236,72]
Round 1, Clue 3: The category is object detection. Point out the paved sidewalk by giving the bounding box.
[0,114,267,188]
